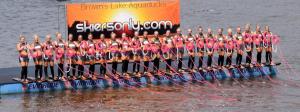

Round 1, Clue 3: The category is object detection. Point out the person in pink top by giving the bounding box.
[196,26,205,69]
[77,35,88,79]
[173,28,185,71]
[225,28,234,67]
[16,35,29,83]
[66,34,78,79]
[96,34,108,77]
[86,34,97,79]
[30,35,43,81]
[54,33,65,80]
[185,29,196,69]
[43,34,55,80]
[121,33,131,75]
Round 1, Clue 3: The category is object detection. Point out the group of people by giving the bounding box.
[16,24,279,83]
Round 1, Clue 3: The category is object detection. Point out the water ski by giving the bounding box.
[12,78,32,84]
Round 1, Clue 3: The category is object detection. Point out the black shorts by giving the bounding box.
[33,56,43,62]
[77,55,86,62]
[87,55,95,61]
[197,48,205,53]
[131,50,142,57]
[43,55,54,62]
[142,50,152,57]
[19,56,29,63]
[121,51,131,57]
[176,47,184,54]
[109,52,121,59]
[96,53,107,60]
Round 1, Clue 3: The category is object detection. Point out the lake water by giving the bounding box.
[1,0,300,111]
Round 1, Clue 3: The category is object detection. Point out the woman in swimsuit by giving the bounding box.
[121,33,131,76]
[196,26,205,69]
[162,30,174,73]
[16,35,29,83]
[43,35,55,80]
[77,35,88,79]
[54,33,65,80]
[186,29,196,70]
[96,34,107,77]
[131,31,142,75]
[151,31,162,73]
[30,35,43,81]
[66,34,78,79]
[87,34,97,79]
[109,33,120,75]
[141,31,151,73]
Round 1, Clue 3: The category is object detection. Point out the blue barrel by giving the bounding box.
[171,74,183,83]
[251,67,262,77]
[218,69,228,80]
[192,71,203,81]
[269,66,278,76]
[214,70,223,80]
[261,66,271,76]
[204,71,213,81]
[231,68,241,79]
[240,68,250,79]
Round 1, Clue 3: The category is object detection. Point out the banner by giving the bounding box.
[66,0,180,39]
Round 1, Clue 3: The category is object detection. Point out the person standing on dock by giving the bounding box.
[109,33,120,75]
[87,34,97,80]
[234,27,244,65]
[30,35,43,82]
[96,34,107,77]
[225,28,234,67]
[131,31,142,75]
[16,35,29,83]
[54,33,66,80]
[43,35,55,80]
[243,24,253,65]
[263,25,273,65]
[151,31,162,73]
[162,30,174,73]
[76,35,87,80]
[66,34,77,80]
[120,33,130,76]
[216,28,226,67]
[253,25,263,65]
[141,31,151,73]
[196,26,205,70]
[186,29,196,70]
[173,28,185,71]
[206,28,214,68]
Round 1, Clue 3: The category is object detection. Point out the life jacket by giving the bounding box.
[87,40,95,55]
[67,41,76,57]
[165,36,173,48]
[110,40,119,53]
[44,41,54,57]
[226,39,234,52]
[174,34,184,48]
[19,42,28,57]
[32,42,42,58]
[121,38,130,51]
[264,34,272,47]
[196,38,205,49]
[151,37,160,53]
[142,38,151,51]
[131,37,141,51]
[218,40,225,51]
[207,40,214,51]
[96,40,107,52]
[186,35,195,51]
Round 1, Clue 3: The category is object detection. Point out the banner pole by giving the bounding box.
[65,4,67,39]
[58,5,60,34]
